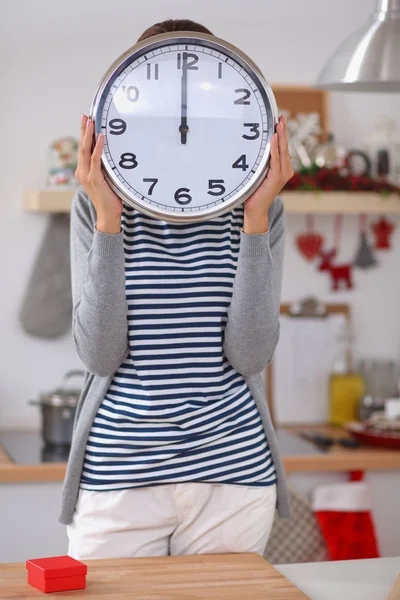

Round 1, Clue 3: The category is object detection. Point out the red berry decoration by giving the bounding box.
[284,164,400,194]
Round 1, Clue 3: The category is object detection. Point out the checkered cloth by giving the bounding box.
[264,487,329,564]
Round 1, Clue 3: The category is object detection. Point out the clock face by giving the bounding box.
[91,33,277,222]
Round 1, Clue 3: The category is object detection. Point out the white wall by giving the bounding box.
[0,483,68,562]
[1,0,399,428]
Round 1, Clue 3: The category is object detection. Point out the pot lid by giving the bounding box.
[38,394,79,407]
[39,370,85,405]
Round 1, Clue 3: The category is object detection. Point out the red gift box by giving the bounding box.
[26,555,87,593]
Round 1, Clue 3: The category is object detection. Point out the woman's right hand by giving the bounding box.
[75,114,123,234]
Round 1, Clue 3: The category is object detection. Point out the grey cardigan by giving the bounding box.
[59,187,290,525]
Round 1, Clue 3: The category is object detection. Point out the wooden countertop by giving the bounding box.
[0,444,66,483]
[1,426,400,483]
[282,425,400,473]
[0,553,307,599]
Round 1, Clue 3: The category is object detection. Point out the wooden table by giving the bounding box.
[0,553,308,599]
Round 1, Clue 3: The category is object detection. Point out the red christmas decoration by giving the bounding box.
[313,472,380,561]
[318,249,353,291]
[296,215,324,261]
[370,216,395,250]
[318,215,353,292]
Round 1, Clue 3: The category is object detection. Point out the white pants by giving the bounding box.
[67,482,277,559]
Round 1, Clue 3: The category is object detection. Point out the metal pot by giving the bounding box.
[29,370,85,446]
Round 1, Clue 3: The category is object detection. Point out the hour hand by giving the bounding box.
[179,122,189,144]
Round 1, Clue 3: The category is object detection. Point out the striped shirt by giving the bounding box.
[80,203,276,490]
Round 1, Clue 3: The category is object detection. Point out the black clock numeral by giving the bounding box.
[218,62,223,79]
[232,154,249,171]
[243,123,260,140]
[147,63,159,80]
[109,119,127,135]
[185,53,199,70]
[234,89,251,105]
[174,187,192,205]
[208,179,226,196]
[122,85,139,102]
[143,178,158,195]
[177,52,199,71]
[119,153,138,169]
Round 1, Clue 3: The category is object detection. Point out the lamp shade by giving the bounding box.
[316,0,400,92]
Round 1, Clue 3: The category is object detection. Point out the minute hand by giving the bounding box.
[179,56,189,145]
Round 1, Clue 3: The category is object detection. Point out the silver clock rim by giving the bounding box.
[90,31,278,223]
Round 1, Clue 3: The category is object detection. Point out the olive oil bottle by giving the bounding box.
[329,328,364,426]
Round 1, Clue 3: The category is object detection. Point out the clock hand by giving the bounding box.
[179,53,189,145]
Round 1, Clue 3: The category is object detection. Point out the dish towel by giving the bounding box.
[312,471,380,560]
[19,214,72,339]
[264,486,328,564]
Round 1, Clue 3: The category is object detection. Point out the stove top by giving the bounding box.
[0,428,322,465]
[0,431,70,464]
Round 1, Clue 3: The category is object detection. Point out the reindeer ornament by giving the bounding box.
[318,249,353,291]
[318,215,353,292]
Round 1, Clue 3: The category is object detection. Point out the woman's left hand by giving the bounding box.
[243,114,294,233]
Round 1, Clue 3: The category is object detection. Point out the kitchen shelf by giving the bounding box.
[24,188,400,215]
[24,188,76,213]
[280,191,400,214]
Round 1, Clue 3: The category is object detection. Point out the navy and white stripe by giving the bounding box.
[80,203,276,490]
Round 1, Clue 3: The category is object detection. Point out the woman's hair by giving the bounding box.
[137,19,213,42]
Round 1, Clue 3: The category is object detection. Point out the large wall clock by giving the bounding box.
[90,32,278,223]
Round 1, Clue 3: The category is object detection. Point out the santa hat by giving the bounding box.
[312,471,380,561]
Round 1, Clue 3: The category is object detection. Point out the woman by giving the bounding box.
[62,18,294,560]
